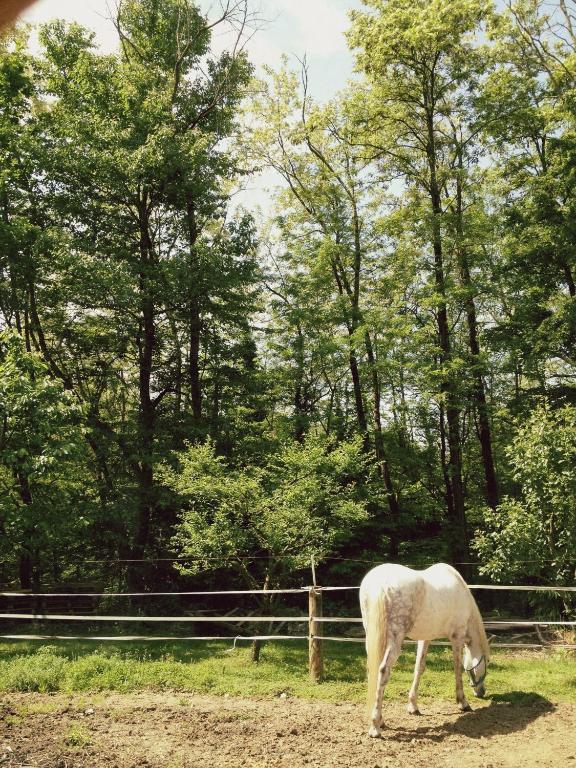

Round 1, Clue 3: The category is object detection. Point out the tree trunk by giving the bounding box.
[251,574,271,663]
[349,348,368,433]
[332,218,402,557]
[364,330,400,558]
[129,194,157,591]
[19,552,33,590]
[189,299,202,421]
[293,325,307,442]
[15,470,35,589]
[167,312,183,425]
[186,201,203,423]
[454,164,499,512]
[562,261,576,298]
[425,107,469,572]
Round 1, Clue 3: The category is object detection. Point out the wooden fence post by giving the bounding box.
[308,587,323,682]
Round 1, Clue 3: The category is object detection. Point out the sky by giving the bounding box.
[19,0,366,212]
[20,0,364,101]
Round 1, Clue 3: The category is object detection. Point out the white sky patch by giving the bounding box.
[20,0,362,98]
[20,0,119,53]
[267,0,350,58]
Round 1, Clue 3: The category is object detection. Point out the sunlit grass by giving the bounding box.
[0,639,574,703]
[64,723,93,747]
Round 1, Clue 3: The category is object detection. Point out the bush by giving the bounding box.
[0,649,67,692]
[475,404,576,586]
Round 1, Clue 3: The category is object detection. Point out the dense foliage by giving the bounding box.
[0,0,575,595]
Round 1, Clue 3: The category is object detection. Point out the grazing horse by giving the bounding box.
[360,562,489,738]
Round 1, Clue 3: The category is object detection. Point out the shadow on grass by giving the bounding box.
[384,692,554,743]
[0,637,227,664]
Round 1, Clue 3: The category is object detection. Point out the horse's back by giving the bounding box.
[360,563,422,592]
[422,562,468,590]
[360,562,462,595]
[360,563,423,605]
[360,562,475,641]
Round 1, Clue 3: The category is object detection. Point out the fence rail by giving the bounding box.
[4,583,576,597]
[2,582,575,680]
[0,613,309,622]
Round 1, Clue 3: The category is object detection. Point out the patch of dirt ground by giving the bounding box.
[1,692,575,768]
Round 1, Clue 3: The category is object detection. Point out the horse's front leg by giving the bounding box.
[407,639,429,715]
[451,639,471,712]
[369,633,404,738]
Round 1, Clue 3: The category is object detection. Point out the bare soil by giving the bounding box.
[1,692,575,768]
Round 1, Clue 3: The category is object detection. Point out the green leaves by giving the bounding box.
[117,0,210,72]
[475,405,576,584]
[1,0,576,590]
[351,0,484,57]
[0,332,87,567]
[0,332,82,468]
[166,436,367,584]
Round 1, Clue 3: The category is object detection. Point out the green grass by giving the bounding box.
[64,723,93,747]
[0,639,574,704]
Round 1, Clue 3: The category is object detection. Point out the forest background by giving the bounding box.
[1,0,575,619]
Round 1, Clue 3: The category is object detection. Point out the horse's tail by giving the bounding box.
[363,587,387,712]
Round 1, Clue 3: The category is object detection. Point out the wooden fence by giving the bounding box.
[1,583,576,682]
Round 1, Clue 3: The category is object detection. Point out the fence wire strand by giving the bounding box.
[2,582,575,649]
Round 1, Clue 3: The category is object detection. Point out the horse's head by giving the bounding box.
[463,644,488,698]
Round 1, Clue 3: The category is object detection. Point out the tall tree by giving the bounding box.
[481,0,576,406]
[252,65,404,554]
[348,0,497,567]
[13,2,255,586]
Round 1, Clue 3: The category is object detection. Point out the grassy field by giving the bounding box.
[0,639,575,704]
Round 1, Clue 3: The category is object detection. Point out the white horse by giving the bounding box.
[360,562,490,738]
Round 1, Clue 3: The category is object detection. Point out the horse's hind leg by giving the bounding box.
[369,634,403,738]
[451,638,471,712]
[407,640,430,715]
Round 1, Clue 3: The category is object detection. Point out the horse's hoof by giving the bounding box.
[407,706,421,716]
[459,703,472,712]
[368,725,382,738]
